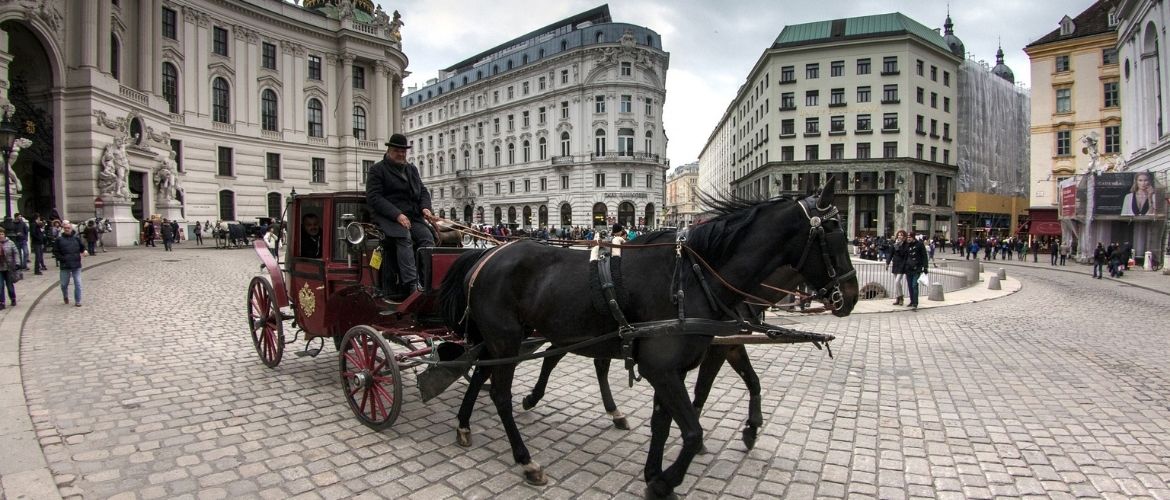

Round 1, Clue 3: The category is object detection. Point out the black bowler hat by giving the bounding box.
[385,133,411,149]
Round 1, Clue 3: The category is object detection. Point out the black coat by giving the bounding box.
[366,157,432,238]
[886,241,908,275]
[899,239,928,274]
[53,234,85,270]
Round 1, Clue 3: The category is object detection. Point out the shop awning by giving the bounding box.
[1029,209,1061,236]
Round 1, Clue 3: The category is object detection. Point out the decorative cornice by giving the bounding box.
[207,61,235,79]
[183,5,199,25]
[95,110,126,133]
[257,74,282,90]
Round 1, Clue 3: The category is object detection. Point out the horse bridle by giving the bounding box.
[794,198,855,311]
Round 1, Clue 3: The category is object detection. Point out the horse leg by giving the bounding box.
[522,352,564,410]
[594,359,629,430]
[691,346,729,454]
[488,363,546,486]
[725,345,763,450]
[455,365,490,447]
[643,393,673,495]
[644,373,703,500]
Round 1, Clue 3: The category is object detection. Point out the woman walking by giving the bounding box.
[885,230,909,305]
[0,228,20,309]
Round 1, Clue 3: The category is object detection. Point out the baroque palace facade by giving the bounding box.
[401,5,670,230]
[0,0,407,245]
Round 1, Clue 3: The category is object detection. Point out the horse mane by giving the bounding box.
[684,192,795,266]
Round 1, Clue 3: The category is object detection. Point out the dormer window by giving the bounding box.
[1059,15,1076,36]
[1107,8,1118,28]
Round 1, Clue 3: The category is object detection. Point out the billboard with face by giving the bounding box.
[1093,172,1163,217]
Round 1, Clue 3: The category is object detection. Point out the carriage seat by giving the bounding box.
[416,247,476,293]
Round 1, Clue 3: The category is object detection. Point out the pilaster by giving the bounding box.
[338,53,354,137]
[138,0,154,92]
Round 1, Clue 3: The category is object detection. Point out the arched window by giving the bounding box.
[212,77,230,123]
[464,205,473,223]
[523,206,532,227]
[477,148,484,168]
[618,128,635,155]
[353,106,367,139]
[494,145,501,165]
[307,98,323,137]
[463,150,470,169]
[428,158,434,177]
[267,192,282,219]
[261,89,278,131]
[438,155,445,174]
[508,206,517,224]
[111,34,121,81]
[645,131,654,154]
[507,143,515,164]
[595,129,607,154]
[561,131,571,156]
[219,189,236,220]
[538,205,548,226]
[538,137,547,160]
[162,62,179,113]
[522,140,530,162]
[493,207,502,225]
[561,203,572,227]
[592,202,608,227]
[644,203,656,229]
[618,202,635,228]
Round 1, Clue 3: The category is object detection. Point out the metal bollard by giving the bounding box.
[996,268,1007,280]
[928,282,945,301]
[987,275,1002,290]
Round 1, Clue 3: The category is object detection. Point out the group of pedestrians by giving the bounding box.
[1091,241,1134,279]
[0,213,85,310]
[884,229,930,310]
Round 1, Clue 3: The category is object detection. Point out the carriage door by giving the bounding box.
[289,199,328,338]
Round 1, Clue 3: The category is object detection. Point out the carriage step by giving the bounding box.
[294,347,322,358]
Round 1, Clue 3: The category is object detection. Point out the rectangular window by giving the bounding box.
[478,183,484,195]
[1056,130,1071,156]
[522,111,529,127]
[217,146,233,176]
[930,66,937,81]
[882,84,898,103]
[1055,55,1070,72]
[308,55,322,80]
[916,115,925,134]
[930,119,938,137]
[883,141,897,158]
[916,87,924,104]
[213,27,229,56]
[507,86,514,99]
[362,160,373,183]
[522,82,529,95]
[930,92,938,108]
[621,61,632,76]
[916,59,924,76]
[646,174,654,189]
[780,66,795,83]
[805,145,819,160]
[805,117,820,134]
[594,95,605,113]
[162,7,177,40]
[830,143,844,160]
[856,142,871,159]
[936,176,950,206]
[538,107,546,125]
[1104,82,1119,108]
[830,60,844,77]
[780,92,795,110]
[509,181,515,194]
[943,150,950,164]
[353,66,365,89]
[170,140,183,172]
[561,69,569,84]
[943,71,951,87]
[857,58,871,75]
[781,146,794,161]
[830,115,845,133]
[882,56,898,74]
[856,114,871,131]
[540,177,547,191]
[830,88,845,106]
[595,173,606,187]
[621,172,633,187]
[266,153,281,180]
[493,91,499,103]
[620,95,632,113]
[805,63,819,79]
[538,76,546,90]
[493,118,500,133]
[1104,125,1121,153]
[561,101,569,119]
[857,86,871,103]
[561,175,569,190]
[914,173,928,204]
[495,182,501,195]
[262,42,276,70]
[645,97,653,116]
[311,157,325,183]
[943,123,951,140]
[882,113,898,131]
[1056,88,1072,113]
[944,97,951,113]
[805,90,819,106]
[524,179,531,192]
[507,114,514,130]
[781,119,795,136]
[1102,48,1119,65]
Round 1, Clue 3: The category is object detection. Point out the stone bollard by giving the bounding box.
[987,275,1002,290]
[996,268,1007,280]
[928,282,945,301]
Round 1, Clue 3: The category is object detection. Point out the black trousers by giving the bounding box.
[382,222,435,291]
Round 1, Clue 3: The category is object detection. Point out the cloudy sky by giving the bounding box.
[377,0,1097,168]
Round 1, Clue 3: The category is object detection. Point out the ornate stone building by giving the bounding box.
[664,161,698,227]
[0,0,407,245]
[401,5,670,230]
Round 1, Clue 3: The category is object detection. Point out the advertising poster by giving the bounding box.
[1060,180,1077,218]
[1092,172,1162,217]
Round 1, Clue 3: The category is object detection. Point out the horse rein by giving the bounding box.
[793,199,855,312]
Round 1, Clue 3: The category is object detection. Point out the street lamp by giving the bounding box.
[0,111,17,219]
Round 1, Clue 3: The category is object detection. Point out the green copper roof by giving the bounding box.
[774,13,951,53]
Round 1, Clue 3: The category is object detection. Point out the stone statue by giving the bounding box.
[99,137,131,200]
[336,0,355,21]
[156,151,179,202]
[389,10,404,43]
[373,5,390,26]
[4,138,31,194]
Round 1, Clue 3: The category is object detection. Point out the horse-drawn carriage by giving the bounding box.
[248,186,860,498]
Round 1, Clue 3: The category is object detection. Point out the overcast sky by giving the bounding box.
[377,0,1097,169]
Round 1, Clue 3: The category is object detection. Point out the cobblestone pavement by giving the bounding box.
[13,247,1170,499]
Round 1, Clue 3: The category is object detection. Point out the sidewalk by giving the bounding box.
[0,249,124,500]
[768,269,1023,318]
[931,251,1170,296]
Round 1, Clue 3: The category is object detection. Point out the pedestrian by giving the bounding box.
[1050,238,1060,266]
[885,230,909,305]
[30,216,47,275]
[11,213,29,270]
[83,220,100,256]
[366,133,435,300]
[263,225,279,258]
[194,221,204,246]
[0,228,21,309]
[1092,243,1107,279]
[1059,240,1070,266]
[903,232,930,310]
[143,220,156,247]
[53,221,84,306]
[1031,239,1040,263]
[161,218,175,251]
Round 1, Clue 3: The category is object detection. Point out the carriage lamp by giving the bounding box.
[0,111,17,219]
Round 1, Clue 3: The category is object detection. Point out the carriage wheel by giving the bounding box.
[247,277,285,368]
[339,325,403,431]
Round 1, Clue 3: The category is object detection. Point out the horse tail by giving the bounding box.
[440,249,489,339]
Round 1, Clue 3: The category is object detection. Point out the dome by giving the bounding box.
[991,46,1015,84]
[943,15,965,58]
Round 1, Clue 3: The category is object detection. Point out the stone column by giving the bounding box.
[0,31,11,103]
[151,0,163,96]
[391,74,402,135]
[79,0,98,68]
[877,193,886,237]
[98,0,112,74]
[138,0,154,92]
[372,62,387,140]
[846,193,857,240]
[281,41,296,132]
[339,53,354,137]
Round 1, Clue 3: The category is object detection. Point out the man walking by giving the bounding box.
[11,213,28,270]
[194,221,204,246]
[366,133,435,300]
[904,232,930,310]
[83,221,100,256]
[1092,243,1107,279]
[30,216,47,275]
[1050,238,1060,266]
[161,218,175,251]
[53,221,84,306]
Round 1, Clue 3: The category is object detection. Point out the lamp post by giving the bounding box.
[0,111,17,219]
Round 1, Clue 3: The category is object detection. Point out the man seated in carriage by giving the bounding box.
[366,133,435,301]
[299,212,323,259]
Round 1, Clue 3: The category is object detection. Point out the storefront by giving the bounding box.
[1061,172,1167,262]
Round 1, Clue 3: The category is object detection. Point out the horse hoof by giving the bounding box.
[522,395,537,411]
[456,427,472,448]
[742,426,758,450]
[696,442,709,455]
[644,484,678,500]
[522,462,547,486]
[613,416,631,430]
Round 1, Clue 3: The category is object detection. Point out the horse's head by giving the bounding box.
[791,180,858,316]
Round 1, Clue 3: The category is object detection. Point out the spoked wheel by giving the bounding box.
[339,325,403,431]
[247,276,285,368]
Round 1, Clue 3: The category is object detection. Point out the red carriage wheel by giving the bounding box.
[339,325,403,430]
[247,276,285,368]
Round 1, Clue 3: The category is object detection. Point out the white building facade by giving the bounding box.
[0,0,407,244]
[401,6,669,231]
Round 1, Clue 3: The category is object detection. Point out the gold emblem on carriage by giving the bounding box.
[298,283,317,318]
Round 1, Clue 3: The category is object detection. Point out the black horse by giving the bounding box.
[439,185,858,499]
